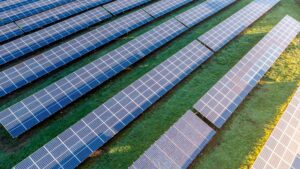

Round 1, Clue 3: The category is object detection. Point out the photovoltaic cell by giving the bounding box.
[0,0,39,12]
[0,6,111,66]
[0,18,187,138]
[0,0,75,25]
[14,40,213,169]
[198,0,280,52]
[252,87,300,169]
[103,0,150,15]
[0,22,23,42]
[193,16,300,128]
[143,0,192,18]
[175,0,236,28]
[130,110,215,169]
[14,0,112,33]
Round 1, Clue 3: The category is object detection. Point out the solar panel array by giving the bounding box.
[0,0,75,25]
[0,18,187,138]
[0,0,38,12]
[193,16,300,128]
[143,0,192,18]
[198,0,280,51]
[104,0,150,15]
[130,110,215,169]
[175,0,235,27]
[14,0,112,33]
[0,0,235,98]
[0,0,236,138]
[14,40,213,169]
[0,6,112,65]
[0,22,23,42]
[252,87,300,169]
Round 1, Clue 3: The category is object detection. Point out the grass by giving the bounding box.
[0,0,300,168]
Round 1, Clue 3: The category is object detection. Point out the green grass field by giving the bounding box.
[0,0,299,168]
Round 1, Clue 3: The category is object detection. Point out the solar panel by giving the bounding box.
[143,0,192,18]
[0,0,39,12]
[193,16,300,128]
[0,6,111,66]
[198,0,280,52]
[103,0,150,15]
[14,40,213,169]
[175,0,236,28]
[130,110,215,169]
[252,87,300,169]
[0,18,187,138]
[15,0,112,33]
[0,22,23,42]
[0,0,75,25]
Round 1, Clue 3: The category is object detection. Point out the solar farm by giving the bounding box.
[0,0,299,168]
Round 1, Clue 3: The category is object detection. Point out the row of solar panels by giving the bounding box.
[0,0,237,138]
[0,0,75,25]
[0,0,193,67]
[0,0,195,97]
[0,0,160,43]
[253,87,300,169]
[11,0,296,168]
[131,15,300,169]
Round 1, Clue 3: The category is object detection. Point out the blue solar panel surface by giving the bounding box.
[13,39,213,169]
[103,0,150,15]
[0,9,153,97]
[175,0,236,27]
[0,0,75,25]
[0,18,187,138]
[194,16,300,128]
[0,6,112,65]
[0,22,23,42]
[0,0,39,12]
[143,0,192,18]
[130,110,215,169]
[14,0,112,33]
[198,0,280,51]
[0,0,157,65]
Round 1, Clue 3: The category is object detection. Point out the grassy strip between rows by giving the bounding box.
[0,0,299,168]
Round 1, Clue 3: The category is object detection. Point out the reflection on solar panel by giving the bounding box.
[0,6,111,65]
[0,0,233,98]
[130,110,215,169]
[14,40,213,169]
[193,16,300,128]
[143,0,192,18]
[0,0,39,12]
[252,87,300,169]
[0,22,23,42]
[198,0,280,52]
[103,0,150,15]
[0,18,186,138]
[0,0,75,25]
[14,0,111,33]
[176,0,235,27]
